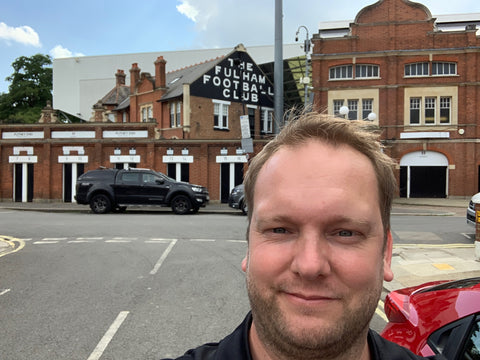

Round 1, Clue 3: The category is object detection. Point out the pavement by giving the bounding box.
[1,197,480,293]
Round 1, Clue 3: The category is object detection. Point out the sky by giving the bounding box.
[1,0,480,94]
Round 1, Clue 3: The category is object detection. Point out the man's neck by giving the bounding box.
[248,321,372,360]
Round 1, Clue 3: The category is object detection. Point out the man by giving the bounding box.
[166,112,442,360]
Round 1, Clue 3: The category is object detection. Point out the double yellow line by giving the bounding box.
[0,235,25,258]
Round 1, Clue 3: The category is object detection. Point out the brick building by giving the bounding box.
[311,0,480,198]
[0,45,275,204]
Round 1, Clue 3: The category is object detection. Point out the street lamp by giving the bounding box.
[338,105,377,122]
[295,25,311,109]
[339,106,349,119]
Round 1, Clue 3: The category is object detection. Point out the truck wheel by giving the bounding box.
[90,194,112,214]
[171,195,192,215]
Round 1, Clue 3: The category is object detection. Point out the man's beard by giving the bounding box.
[246,274,382,360]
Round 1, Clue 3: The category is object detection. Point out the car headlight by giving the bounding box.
[192,186,203,193]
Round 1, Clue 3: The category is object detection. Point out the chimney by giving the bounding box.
[129,63,140,93]
[155,56,167,88]
[116,69,126,86]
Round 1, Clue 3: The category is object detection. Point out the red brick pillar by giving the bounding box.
[476,203,480,261]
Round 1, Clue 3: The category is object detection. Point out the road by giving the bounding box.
[0,208,472,359]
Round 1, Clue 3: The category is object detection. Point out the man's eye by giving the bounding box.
[272,228,287,234]
[338,230,353,237]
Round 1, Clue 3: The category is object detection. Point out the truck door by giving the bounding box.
[139,172,170,204]
[114,172,142,204]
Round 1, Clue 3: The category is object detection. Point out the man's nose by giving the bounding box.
[290,232,332,279]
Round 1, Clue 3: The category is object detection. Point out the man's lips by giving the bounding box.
[283,291,339,303]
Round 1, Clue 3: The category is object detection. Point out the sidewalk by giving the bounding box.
[1,197,479,292]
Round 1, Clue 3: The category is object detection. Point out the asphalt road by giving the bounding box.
[0,208,473,359]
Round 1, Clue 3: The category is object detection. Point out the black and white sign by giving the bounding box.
[190,51,274,107]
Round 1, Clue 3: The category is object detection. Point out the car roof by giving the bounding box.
[390,277,480,331]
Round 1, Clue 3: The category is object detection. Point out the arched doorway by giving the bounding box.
[399,151,448,198]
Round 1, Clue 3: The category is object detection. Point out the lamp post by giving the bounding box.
[295,25,311,109]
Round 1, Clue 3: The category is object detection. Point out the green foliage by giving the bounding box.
[0,53,52,123]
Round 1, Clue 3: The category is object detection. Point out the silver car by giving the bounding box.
[466,192,480,226]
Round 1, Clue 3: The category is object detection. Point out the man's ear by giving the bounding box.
[383,231,394,282]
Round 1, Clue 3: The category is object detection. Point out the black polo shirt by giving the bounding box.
[165,312,443,360]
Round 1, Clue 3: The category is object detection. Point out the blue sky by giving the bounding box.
[1,0,480,94]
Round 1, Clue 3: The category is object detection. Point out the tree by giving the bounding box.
[0,54,52,123]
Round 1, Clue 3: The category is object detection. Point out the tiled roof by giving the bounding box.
[101,85,130,106]
[161,56,225,101]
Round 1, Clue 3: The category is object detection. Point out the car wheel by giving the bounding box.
[171,195,192,215]
[241,200,248,215]
[89,194,112,214]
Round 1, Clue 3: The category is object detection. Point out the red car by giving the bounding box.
[381,277,480,359]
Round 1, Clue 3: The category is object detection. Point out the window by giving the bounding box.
[213,100,230,130]
[440,97,451,124]
[405,62,457,77]
[355,65,379,79]
[329,65,353,80]
[170,104,175,127]
[332,98,375,121]
[169,102,182,128]
[425,97,436,124]
[141,105,153,122]
[462,317,480,359]
[333,100,344,116]
[408,95,452,126]
[329,64,379,80]
[362,99,373,119]
[432,62,457,76]
[410,98,421,125]
[261,108,273,134]
[347,100,358,120]
[405,62,429,77]
[176,102,181,127]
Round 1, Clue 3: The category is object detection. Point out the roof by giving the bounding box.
[100,85,130,106]
[317,13,480,38]
[161,56,225,101]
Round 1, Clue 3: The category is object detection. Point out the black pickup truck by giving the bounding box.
[75,168,209,214]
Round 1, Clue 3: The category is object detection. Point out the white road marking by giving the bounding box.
[376,299,388,322]
[0,289,11,296]
[105,240,131,243]
[77,237,104,240]
[150,239,177,275]
[462,233,473,240]
[190,239,216,242]
[68,240,96,243]
[87,311,129,360]
[33,241,58,244]
[42,237,68,241]
[227,240,247,243]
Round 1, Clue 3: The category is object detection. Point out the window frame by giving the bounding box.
[432,62,457,76]
[213,100,230,130]
[140,104,153,123]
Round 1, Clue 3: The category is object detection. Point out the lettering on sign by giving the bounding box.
[103,130,148,138]
[190,52,274,108]
[2,132,44,139]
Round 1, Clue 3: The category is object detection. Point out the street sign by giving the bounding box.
[241,138,254,153]
[240,115,251,139]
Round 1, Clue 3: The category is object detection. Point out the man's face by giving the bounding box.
[242,140,393,358]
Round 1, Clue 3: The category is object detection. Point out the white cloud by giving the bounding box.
[0,22,41,47]
[50,45,84,59]
[176,1,199,22]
